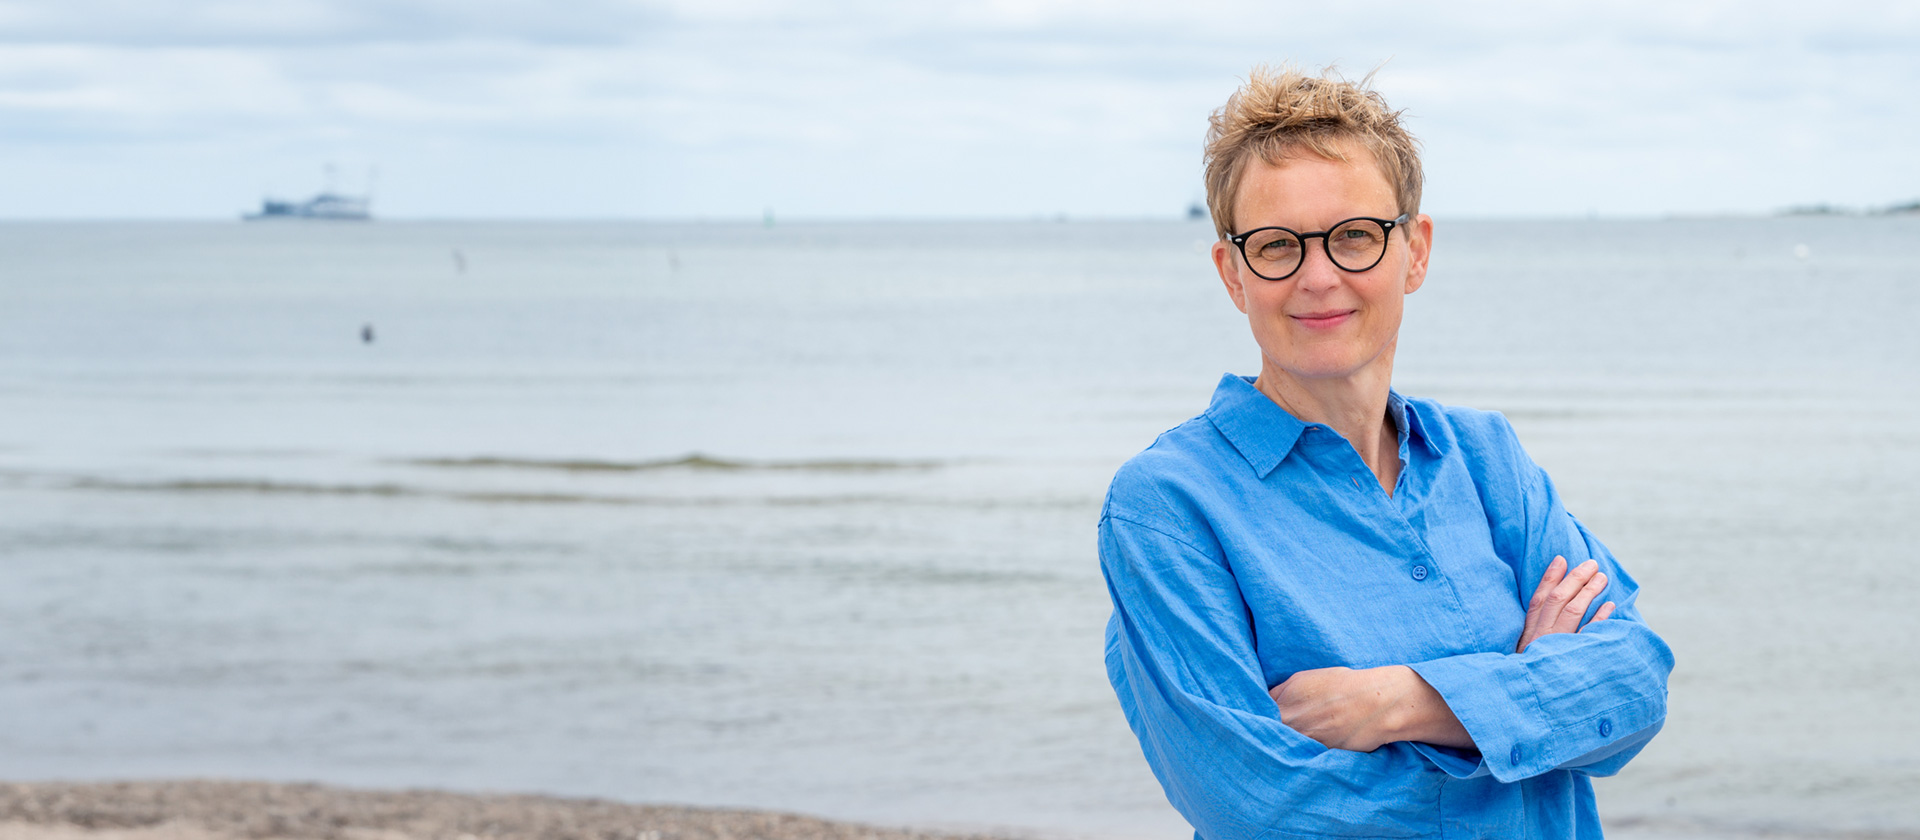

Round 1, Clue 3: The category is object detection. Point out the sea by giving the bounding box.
[1,217,1916,839]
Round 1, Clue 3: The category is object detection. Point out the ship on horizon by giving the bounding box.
[244,165,374,221]
[243,191,371,221]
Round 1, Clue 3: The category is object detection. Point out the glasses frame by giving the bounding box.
[1226,213,1412,281]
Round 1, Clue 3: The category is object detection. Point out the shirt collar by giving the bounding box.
[1388,389,1422,462]
[1204,374,1305,479]
[1203,373,1427,480]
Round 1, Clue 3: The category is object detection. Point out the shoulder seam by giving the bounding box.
[1101,512,1219,561]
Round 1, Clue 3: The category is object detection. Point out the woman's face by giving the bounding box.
[1210,143,1432,386]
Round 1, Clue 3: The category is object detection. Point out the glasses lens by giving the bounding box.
[1242,229,1303,279]
[1326,219,1389,271]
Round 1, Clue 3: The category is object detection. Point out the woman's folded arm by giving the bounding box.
[1101,513,1446,840]
[1420,411,1676,781]
[1406,610,1671,781]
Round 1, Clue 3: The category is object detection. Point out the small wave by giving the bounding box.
[401,453,942,473]
[60,475,1084,509]
[71,477,416,497]
[70,476,643,504]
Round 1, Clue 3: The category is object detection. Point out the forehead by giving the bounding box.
[1233,141,1396,227]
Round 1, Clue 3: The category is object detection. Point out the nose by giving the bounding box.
[1290,240,1344,293]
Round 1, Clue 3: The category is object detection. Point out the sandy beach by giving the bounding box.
[12,781,1920,840]
[0,782,1011,840]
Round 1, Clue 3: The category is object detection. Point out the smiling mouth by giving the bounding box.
[1291,310,1355,328]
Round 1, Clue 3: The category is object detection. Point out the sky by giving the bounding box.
[2,0,1918,220]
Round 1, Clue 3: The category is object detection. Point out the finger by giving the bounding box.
[1515,629,1537,654]
[1527,556,1568,612]
[1519,557,1579,652]
[1544,560,1599,620]
[1522,557,1570,641]
[1582,601,1616,629]
[1557,570,1608,632]
[1269,673,1294,703]
[1540,562,1600,635]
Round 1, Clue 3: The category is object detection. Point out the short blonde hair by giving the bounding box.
[1204,65,1423,240]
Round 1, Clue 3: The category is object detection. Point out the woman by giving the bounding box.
[1099,67,1672,839]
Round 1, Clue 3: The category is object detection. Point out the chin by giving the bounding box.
[1276,348,1369,379]
[1269,344,1401,383]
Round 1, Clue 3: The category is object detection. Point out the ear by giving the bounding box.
[1213,239,1249,313]
[1402,213,1433,295]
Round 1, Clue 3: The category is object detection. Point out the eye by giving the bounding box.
[1255,236,1300,255]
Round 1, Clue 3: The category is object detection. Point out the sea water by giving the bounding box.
[1,218,1916,839]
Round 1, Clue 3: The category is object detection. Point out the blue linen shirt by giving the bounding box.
[1100,375,1673,840]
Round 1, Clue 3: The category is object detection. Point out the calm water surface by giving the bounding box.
[1,218,1916,838]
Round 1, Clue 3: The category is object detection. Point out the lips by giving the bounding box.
[1290,309,1355,329]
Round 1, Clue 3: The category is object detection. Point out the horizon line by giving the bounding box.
[0,210,1905,224]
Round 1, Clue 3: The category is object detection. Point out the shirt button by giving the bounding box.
[1411,565,1429,581]
[1509,745,1522,766]
[1599,719,1614,737]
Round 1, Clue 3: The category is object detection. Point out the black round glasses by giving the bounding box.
[1226,213,1412,281]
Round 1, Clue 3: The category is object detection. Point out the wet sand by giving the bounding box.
[0,782,1012,840]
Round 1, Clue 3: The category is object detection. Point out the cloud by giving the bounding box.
[0,0,662,47]
[0,0,1917,217]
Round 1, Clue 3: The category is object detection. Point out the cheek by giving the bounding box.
[1359,271,1408,326]
[1371,288,1405,323]
[1243,279,1290,315]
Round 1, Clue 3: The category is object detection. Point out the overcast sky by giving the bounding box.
[3,0,1918,219]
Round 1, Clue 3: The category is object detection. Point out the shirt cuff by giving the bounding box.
[1408,652,1554,783]
[1409,648,1663,783]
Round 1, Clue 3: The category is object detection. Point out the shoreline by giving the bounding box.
[7,780,1920,840]
[0,781,1017,840]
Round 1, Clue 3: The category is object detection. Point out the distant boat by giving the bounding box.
[244,192,371,221]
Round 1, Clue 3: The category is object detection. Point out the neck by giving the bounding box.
[1253,347,1400,494]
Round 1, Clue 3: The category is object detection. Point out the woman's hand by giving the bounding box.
[1269,665,1473,752]
[1515,555,1614,653]
[1267,557,1619,752]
